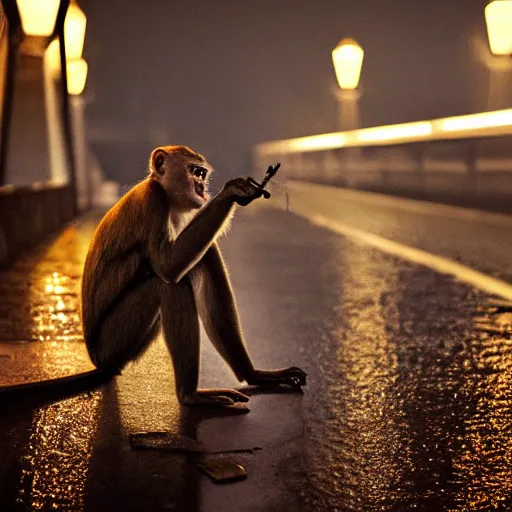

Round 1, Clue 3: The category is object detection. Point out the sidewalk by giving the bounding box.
[0,216,98,389]
[0,207,311,512]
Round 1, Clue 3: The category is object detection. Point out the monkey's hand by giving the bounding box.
[220,177,270,206]
[247,367,307,389]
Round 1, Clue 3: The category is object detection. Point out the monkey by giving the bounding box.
[80,145,307,407]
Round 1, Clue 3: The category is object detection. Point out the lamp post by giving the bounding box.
[331,38,365,182]
[67,58,90,211]
[1,0,76,189]
[3,0,89,212]
[44,0,89,210]
[331,38,364,132]
[58,0,89,211]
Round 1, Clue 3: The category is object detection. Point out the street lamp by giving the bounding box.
[485,0,512,56]
[331,38,364,134]
[66,58,88,95]
[63,0,90,210]
[16,0,61,36]
[332,38,364,90]
[42,2,89,210]
[64,1,87,60]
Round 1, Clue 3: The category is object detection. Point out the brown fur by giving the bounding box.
[81,145,307,406]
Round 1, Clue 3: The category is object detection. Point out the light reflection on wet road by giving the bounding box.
[1,202,512,511]
[223,207,512,511]
[16,392,102,511]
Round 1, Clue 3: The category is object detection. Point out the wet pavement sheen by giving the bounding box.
[1,203,512,511]
[222,206,512,511]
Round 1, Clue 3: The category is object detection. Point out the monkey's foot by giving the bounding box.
[247,367,307,388]
[182,388,250,407]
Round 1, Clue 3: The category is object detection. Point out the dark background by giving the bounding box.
[80,0,508,185]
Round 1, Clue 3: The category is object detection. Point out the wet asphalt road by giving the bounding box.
[1,195,512,511]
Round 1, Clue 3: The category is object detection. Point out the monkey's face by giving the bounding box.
[151,146,212,209]
[180,160,211,208]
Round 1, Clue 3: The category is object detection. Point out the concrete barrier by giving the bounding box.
[0,184,75,267]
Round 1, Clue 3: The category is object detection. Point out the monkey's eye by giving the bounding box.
[190,165,207,180]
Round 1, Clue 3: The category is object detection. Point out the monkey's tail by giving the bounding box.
[0,368,113,402]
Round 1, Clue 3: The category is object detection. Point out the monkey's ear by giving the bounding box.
[151,148,167,176]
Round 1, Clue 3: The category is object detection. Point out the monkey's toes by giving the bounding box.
[229,390,250,402]
[283,376,306,388]
[283,367,307,386]
[212,395,236,406]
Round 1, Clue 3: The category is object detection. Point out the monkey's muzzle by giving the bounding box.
[194,181,208,201]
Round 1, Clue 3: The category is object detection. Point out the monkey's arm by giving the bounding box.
[148,191,235,284]
[148,177,264,284]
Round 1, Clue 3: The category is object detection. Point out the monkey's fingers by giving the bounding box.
[282,366,308,386]
[247,177,271,199]
[248,367,307,388]
[223,389,250,402]
[283,375,307,388]
[247,176,264,189]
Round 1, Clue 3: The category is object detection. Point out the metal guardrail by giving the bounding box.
[253,110,512,212]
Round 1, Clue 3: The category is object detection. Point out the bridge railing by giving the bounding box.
[253,109,512,212]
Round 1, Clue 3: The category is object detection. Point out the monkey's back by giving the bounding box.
[81,179,167,345]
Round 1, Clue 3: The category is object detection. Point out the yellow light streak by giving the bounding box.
[357,122,433,143]
[439,109,512,132]
[289,133,348,151]
[255,109,512,156]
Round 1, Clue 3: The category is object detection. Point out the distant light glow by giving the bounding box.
[45,39,61,76]
[67,59,88,95]
[255,109,512,156]
[290,133,348,151]
[16,0,60,36]
[64,2,87,60]
[332,38,364,90]
[439,109,512,131]
[485,1,512,55]
[256,133,347,155]
[357,122,433,143]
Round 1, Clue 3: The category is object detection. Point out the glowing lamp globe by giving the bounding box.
[332,38,364,90]
[45,39,61,76]
[67,58,88,95]
[485,0,512,55]
[64,2,87,60]
[16,0,60,36]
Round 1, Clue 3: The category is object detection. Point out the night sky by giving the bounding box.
[80,0,502,184]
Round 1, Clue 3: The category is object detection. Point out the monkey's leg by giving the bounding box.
[160,277,249,407]
[90,277,161,373]
[191,245,307,388]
